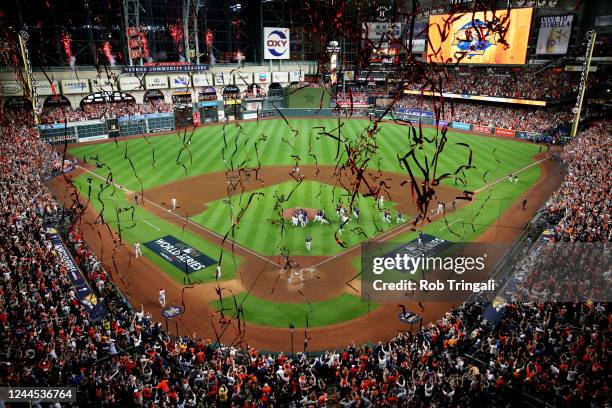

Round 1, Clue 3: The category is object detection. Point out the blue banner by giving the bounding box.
[198,101,218,107]
[398,108,434,118]
[144,235,216,274]
[47,228,107,321]
[451,122,472,131]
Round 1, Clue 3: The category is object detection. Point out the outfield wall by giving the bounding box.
[40,107,555,145]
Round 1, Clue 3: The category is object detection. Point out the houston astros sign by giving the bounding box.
[264,27,290,59]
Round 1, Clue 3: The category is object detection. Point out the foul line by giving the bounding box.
[76,165,282,267]
[141,219,161,231]
[311,155,551,269]
[439,218,464,231]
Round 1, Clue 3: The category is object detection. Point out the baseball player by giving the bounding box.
[352,206,360,221]
[299,209,308,227]
[418,231,424,246]
[514,175,519,184]
[291,210,299,227]
[159,289,166,308]
[305,235,312,252]
[170,197,177,211]
[451,200,456,211]
[436,202,445,215]
[216,265,221,280]
[508,174,513,182]
[316,209,329,225]
[134,242,142,259]
[378,194,385,209]
[396,211,406,223]
[383,210,391,224]
[338,216,347,235]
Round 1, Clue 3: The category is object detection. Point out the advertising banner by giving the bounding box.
[289,70,302,82]
[271,71,289,83]
[494,127,516,137]
[144,235,216,274]
[47,228,107,320]
[0,81,24,96]
[61,79,90,94]
[363,22,402,40]
[403,89,546,107]
[398,108,434,118]
[244,101,262,111]
[264,27,290,59]
[122,64,208,73]
[145,75,168,89]
[78,134,109,142]
[234,72,253,84]
[428,8,533,64]
[90,78,117,92]
[255,72,270,84]
[169,74,191,88]
[213,74,224,86]
[473,124,492,133]
[35,79,60,96]
[118,76,143,91]
[451,122,471,130]
[224,74,234,85]
[536,15,573,55]
[594,15,612,27]
[198,101,218,107]
[192,73,212,87]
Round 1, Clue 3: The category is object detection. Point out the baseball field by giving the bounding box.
[56,117,547,347]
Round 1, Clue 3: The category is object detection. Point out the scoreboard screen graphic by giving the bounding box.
[427,8,533,65]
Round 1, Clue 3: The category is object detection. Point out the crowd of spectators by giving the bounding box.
[404,67,576,101]
[394,97,573,133]
[40,100,172,124]
[542,121,611,242]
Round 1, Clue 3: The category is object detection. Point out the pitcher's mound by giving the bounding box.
[282,207,318,220]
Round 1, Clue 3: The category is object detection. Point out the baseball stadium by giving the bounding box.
[0,0,610,406]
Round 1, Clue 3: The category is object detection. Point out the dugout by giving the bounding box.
[172,91,193,127]
[222,85,241,121]
[197,86,219,123]
[265,82,285,109]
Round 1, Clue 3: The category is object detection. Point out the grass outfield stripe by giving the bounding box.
[211,292,379,328]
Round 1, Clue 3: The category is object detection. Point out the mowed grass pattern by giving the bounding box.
[210,293,378,328]
[69,119,540,192]
[192,181,400,256]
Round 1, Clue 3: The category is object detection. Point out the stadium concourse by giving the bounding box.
[0,101,609,405]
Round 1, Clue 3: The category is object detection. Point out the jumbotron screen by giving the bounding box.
[427,8,534,64]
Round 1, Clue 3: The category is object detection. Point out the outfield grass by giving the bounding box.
[192,180,400,256]
[69,119,540,192]
[73,174,241,283]
[210,292,378,328]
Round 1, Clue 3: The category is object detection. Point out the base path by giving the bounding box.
[47,151,564,352]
